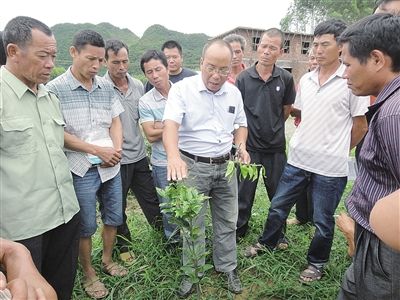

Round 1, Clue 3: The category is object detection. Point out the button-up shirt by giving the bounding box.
[347,75,400,232]
[163,75,247,157]
[0,67,80,240]
[47,68,124,182]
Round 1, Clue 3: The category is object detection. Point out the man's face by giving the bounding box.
[308,50,318,71]
[15,29,56,88]
[257,34,283,67]
[200,44,231,93]
[312,34,340,67]
[163,47,182,75]
[106,47,129,80]
[143,58,169,90]
[341,43,377,96]
[230,41,244,67]
[71,44,105,80]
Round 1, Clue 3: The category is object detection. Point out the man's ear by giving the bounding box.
[6,43,19,58]
[370,49,386,70]
[199,57,203,69]
[69,46,77,58]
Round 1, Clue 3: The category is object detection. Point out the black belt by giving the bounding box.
[180,150,230,164]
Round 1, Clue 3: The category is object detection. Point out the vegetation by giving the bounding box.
[72,180,354,299]
[158,182,212,299]
[280,0,376,33]
[51,23,209,80]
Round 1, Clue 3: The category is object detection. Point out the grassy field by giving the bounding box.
[72,180,354,300]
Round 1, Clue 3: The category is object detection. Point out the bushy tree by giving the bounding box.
[280,0,376,33]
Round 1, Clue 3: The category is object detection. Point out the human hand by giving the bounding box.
[153,121,164,129]
[167,156,188,181]
[0,239,57,300]
[96,147,122,167]
[237,148,251,164]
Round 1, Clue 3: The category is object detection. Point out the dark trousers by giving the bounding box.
[17,213,80,300]
[295,187,313,224]
[236,151,286,238]
[117,158,162,252]
[338,224,400,299]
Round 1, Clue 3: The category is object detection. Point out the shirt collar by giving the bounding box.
[196,74,228,96]
[310,63,346,84]
[1,66,50,100]
[152,81,173,102]
[66,67,101,91]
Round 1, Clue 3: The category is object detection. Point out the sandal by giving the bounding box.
[120,251,135,266]
[299,265,323,283]
[102,262,128,277]
[83,276,109,299]
[244,242,267,258]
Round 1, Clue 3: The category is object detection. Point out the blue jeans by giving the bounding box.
[72,168,123,237]
[152,165,179,242]
[259,164,347,266]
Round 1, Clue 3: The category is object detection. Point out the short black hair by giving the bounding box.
[261,28,285,49]
[223,34,246,51]
[161,40,182,56]
[105,39,129,60]
[72,29,104,52]
[314,19,347,40]
[2,16,52,55]
[0,31,6,65]
[140,49,168,73]
[338,13,400,72]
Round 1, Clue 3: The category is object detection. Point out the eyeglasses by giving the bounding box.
[204,64,230,76]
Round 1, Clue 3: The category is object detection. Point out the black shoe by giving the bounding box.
[177,277,194,298]
[225,269,242,294]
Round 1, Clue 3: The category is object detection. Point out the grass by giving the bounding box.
[72,179,354,300]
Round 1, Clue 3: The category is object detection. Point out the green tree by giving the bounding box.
[280,0,376,33]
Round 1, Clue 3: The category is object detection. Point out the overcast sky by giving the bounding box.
[1,0,293,37]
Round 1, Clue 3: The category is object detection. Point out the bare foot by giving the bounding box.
[336,213,355,257]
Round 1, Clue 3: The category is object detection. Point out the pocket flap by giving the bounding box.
[1,118,33,132]
[52,117,66,127]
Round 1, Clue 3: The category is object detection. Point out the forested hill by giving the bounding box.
[51,22,210,80]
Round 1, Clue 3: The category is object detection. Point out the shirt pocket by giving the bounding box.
[0,117,38,156]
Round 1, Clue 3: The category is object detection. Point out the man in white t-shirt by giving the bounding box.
[244,19,369,284]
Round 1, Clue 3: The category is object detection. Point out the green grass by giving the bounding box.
[72,181,354,300]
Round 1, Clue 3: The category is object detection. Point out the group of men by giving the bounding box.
[1,0,399,299]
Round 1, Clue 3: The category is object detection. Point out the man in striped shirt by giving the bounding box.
[244,19,370,283]
[337,14,400,299]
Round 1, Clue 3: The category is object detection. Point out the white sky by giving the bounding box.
[1,0,293,37]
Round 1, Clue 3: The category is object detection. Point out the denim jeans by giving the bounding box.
[152,164,179,242]
[259,164,347,266]
[72,168,123,237]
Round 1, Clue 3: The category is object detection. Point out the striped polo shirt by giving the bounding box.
[288,64,369,177]
[347,75,400,232]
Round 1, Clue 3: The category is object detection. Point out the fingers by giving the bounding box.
[7,278,28,300]
[167,159,187,181]
[0,272,7,290]
[35,288,47,300]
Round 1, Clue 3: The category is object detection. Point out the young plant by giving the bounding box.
[157,182,212,299]
[225,144,266,181]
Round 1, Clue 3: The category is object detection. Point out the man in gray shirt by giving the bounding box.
[104,39,162,264]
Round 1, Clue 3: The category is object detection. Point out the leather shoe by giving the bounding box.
[225,269,242,294]
[177,276,194,298]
